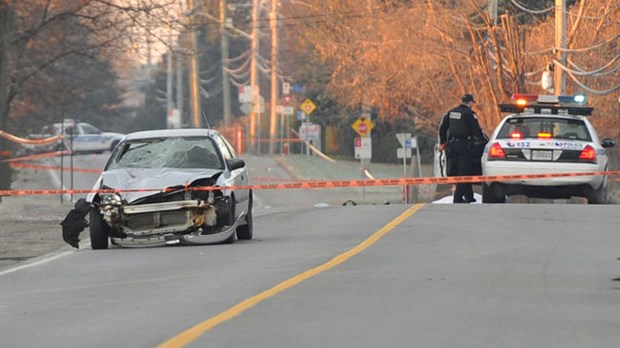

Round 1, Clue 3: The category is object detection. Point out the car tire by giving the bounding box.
[89,209,109,249]
[236,193,253,241]
[587,181,607,204]
[482,183,505,203]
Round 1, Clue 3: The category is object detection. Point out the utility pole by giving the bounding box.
[166,20,174,128]
[220,0,232,127]
[176,1,185,126]
[488,0,498,26]
[0,5,15,202]
[268,0,278,154]
[554,0,566,95]
[176,49,184,126]
[249,0,260,153]
[187,0,202,128]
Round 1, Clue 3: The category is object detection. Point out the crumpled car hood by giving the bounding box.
[100,168,223,203]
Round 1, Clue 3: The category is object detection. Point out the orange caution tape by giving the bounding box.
[9,162,102,173]
[2,150,73,163]
[1,171,619,197]
[255,138,304,143]
[250,177,317,182]
[0,130,63,145]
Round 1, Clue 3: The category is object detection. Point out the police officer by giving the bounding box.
[438,93,485,203]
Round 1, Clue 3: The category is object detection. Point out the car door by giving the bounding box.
[78,123,106,153]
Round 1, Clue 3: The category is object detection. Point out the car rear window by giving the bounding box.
[496,117,591,141]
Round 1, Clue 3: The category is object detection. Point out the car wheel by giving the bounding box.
[587,181,607,204]
[236,193,253,240]
[482,183,505,203]
[89,209,109,249]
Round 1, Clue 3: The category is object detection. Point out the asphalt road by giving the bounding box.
[1,154,619,347]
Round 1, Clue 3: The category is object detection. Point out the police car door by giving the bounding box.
[77,123,104,153]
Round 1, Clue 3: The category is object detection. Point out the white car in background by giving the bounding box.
[481,94,615,204]
[27,119,125,154]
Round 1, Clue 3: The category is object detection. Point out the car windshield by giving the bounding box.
[496,117,591,141]
[80,123,102,135]
[106,136,223,170]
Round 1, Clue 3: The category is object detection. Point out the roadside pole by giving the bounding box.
[0,6,15,203]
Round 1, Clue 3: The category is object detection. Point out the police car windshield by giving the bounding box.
[497,117,591,141]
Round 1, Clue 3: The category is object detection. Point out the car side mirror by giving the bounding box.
[601,138,615,148]
[226,158,245,171]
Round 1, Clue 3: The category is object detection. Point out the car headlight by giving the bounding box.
[101,193,122,206]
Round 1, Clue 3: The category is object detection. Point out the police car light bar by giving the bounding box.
[499,103,593,116]
[511,94,587,105]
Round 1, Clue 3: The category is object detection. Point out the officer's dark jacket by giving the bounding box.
[438,104,484,144]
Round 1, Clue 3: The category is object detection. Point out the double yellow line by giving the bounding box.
[159,203,425,347]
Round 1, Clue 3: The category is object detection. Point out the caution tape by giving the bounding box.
[1,170,619,197]
[0,130,63,145]
[2,150,73,163]
[250,177,320,182]
[255,138,305,143]
[9,162,102,173]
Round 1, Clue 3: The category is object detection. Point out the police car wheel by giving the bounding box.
[587,182,607,205]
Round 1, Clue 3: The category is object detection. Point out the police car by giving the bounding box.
[481,94,615,204]
[28,119,125,154]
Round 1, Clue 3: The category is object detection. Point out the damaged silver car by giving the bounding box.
[63,128,253,249]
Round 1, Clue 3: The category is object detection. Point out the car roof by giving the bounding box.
[124,128,220,141]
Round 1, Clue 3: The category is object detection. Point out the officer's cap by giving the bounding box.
[462,94,476,103]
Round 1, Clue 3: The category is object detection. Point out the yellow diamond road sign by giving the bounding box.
[300,98,316,115]
[352,117,374,137]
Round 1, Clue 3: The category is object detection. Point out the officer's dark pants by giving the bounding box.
[449,140,474,203]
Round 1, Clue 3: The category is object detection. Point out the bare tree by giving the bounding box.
[281,0,618,137]
[0,0,176,192]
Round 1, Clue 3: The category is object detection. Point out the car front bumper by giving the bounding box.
[102,198,240,247]
[109,212,244,247]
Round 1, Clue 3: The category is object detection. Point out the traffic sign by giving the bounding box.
[354,137,372,159]
[397,148,412,159]
[282,82,290,95]
[282,106,294,115]
[352,117,374,137]
[281,94,293,105]
[405,137,417,149]
[300,122,320,141]
[396,133,412,147]
[300,98,316,115]
[238,85,252,103]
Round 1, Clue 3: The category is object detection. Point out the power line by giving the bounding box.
[509,0,554,14]
[553,59,620,94]
[525,33,620,55]
[565,55,620,77]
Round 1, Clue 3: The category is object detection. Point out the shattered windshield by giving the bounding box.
[106,136,223,170]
